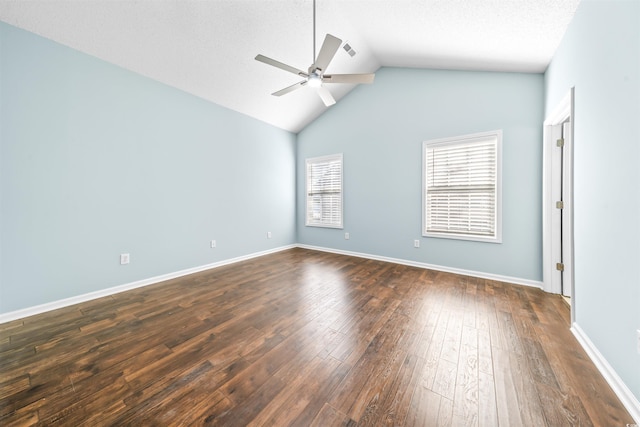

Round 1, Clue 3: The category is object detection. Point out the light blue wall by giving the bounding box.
[544,0,640,401]
[297,67,544,282]
[1,2,638,409]
[0,22,296,314]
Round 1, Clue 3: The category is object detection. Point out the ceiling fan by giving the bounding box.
[255,0,375,107]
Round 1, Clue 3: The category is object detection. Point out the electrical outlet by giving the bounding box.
[120,253,130,265]
[267,231,272,239]
[210,240,216,248]
[344,232,350,240]
[414,240,420,248]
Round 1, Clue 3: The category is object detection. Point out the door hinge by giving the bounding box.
[557,138,565,147]
[556,201,564,209]
[556,262,565,271]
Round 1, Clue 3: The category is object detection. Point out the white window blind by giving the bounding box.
[423,131,502,242]
[306,154,343,228]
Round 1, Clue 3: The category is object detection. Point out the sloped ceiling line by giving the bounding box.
[0,0,580,133]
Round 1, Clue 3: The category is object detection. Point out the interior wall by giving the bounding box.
[297,67,544,283]
[0,22,297,314]
[544,0,640,402]
[1,2,638,410]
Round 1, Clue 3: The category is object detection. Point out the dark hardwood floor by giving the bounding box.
[0,248,633,426]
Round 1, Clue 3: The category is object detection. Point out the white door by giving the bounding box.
[560,121,573,298]
[550,123,564,295]
[543,89,574,321]
[550,120,573,298]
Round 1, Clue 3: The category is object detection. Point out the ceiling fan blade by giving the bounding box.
[324,73,375,84]
[255,54,307,77]
[316,86,336,107]
[272,80,307,96]
[312,34,342,73]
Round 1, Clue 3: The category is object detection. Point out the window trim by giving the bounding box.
[305,153,344,229]
[422,130,502,243]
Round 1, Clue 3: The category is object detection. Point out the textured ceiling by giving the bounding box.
[0,0,581,133]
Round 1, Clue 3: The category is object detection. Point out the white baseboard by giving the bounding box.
[0,245,296,324]
[0,244,543,325]
[300,244,640,423]
[0,244,543,324]
[4,243,636,423]
[297,244,543,289]
[571,323,640,425]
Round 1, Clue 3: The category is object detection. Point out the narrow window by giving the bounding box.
[423,130,502,243]
[306,154,343,228]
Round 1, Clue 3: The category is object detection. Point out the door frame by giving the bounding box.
[542,88,575,320]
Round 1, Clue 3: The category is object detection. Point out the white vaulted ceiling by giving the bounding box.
[0,0,580,133]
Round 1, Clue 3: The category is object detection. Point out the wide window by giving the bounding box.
[306,154,343,228]
[423,130,502,243]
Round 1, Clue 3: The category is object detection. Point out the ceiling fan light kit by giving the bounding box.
[307,72,323,88]
[254,0,374,107]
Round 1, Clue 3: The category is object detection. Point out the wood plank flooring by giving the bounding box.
[0,248,634,426]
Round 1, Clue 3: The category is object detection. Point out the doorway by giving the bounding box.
[543,88,575,320]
